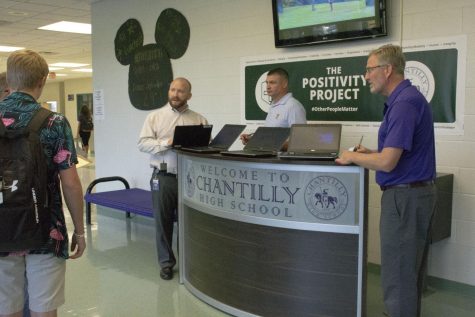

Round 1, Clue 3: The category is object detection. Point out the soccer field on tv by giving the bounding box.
[278,1,375,30]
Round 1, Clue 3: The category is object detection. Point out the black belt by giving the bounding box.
[153,167,176,178]
[380,180,434,191]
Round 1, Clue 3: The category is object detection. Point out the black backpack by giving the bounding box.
[82,117,93,131]
[0,108,52,252]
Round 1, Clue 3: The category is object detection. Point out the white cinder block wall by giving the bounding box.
[91,0,475,286]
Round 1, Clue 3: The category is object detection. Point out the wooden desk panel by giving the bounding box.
[184,206,359,317]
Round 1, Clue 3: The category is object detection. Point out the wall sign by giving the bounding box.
[241,36,466,135]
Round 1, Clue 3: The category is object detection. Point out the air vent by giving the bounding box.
[38,51,58,55]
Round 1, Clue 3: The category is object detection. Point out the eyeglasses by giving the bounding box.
[365,64,388,74]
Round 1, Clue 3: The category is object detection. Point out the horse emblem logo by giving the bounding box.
[304,176,348,220]
[185,165,196,198]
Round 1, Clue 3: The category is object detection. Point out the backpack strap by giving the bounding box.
[0,108,52,137]
[28,108,53,133]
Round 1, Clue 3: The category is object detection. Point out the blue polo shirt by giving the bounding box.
[376,80,436,186]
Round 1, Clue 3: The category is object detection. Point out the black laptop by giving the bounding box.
[220,126,290,158]
[180,124,246,153]
[279,124,342,160]
[172,124,213,148]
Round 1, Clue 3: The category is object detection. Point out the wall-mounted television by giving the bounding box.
[272,0,387,48]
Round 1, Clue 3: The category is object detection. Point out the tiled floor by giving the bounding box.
[59,157,475,316]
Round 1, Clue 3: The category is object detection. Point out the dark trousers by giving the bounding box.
[79,130,91,146]
[380,185,436,317]
[150,171,178,269]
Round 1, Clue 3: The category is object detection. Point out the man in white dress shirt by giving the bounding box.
[138,77,208,280]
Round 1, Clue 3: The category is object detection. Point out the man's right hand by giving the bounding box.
[240,133,252,145]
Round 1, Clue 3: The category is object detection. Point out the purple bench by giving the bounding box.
[84,176,153,225]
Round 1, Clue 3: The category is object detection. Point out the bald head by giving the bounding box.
[173,77,192,93]
[168,77,192,110]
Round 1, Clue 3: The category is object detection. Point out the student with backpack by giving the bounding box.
[77,104,93,157]
[0,49,86,317]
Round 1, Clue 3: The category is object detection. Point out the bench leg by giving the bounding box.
[86,202,92,225]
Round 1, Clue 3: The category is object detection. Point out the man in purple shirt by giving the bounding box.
[336,44,436,317]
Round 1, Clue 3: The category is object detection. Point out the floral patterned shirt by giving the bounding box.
[0,92,78,259]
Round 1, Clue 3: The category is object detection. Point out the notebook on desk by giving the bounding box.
[279,124,342,160]
[180,124,246,153]
[220,126,290,158]
[172,124,213,148]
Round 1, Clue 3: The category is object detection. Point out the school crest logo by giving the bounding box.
[185,165,196,198]
[405,61,435,103]
[304,176,348,220]
[254,71,272,113]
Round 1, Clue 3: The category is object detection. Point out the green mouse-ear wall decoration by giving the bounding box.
[114,8,190,110]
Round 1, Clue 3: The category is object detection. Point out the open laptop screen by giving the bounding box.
[287,124,341,152]
[244,127,290,152]
[209,124,246,148]
[172,125,212,147]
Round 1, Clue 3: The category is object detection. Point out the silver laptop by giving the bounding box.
[180,124,246,153]
[279,124,341,160]
[220,127,290,158]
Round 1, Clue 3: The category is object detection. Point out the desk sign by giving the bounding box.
[182,158,360,226]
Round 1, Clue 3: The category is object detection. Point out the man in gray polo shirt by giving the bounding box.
[240,67,306,144]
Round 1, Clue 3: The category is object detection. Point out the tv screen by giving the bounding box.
[272,0,387,47]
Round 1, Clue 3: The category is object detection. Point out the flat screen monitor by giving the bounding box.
[272,0,387,47]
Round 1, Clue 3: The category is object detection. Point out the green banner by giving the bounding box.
[244,47,458,124]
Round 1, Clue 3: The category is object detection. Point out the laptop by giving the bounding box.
[279,124,342,160]
[220,126,290,158]
[171,124,213,148]
[180,124,246,153]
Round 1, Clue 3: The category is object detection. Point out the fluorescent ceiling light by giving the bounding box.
[50,62,89,68]
[47,73,68,78]
[38,21,91,35]
[0,45,25,52]
[8,11,28,17]
[72,68,93,73]
[47,73,67,80]
[48,67,64,71]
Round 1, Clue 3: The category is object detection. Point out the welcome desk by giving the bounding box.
[177,151,368,317]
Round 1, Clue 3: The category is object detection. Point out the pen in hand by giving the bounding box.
[354,135,364,152]
[240,132,254,145]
